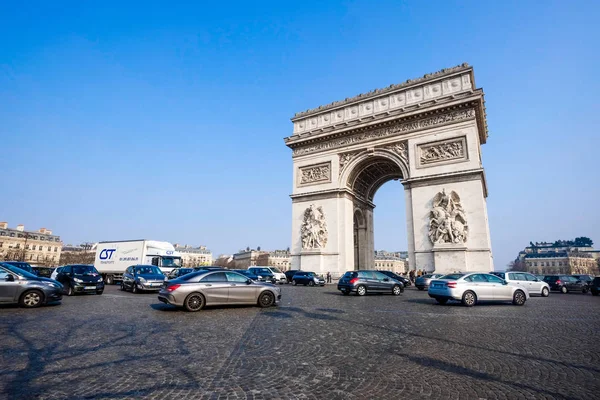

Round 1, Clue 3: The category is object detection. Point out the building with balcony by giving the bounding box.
[0,222,62,266]
[174,244,213,267]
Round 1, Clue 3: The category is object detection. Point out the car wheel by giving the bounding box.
[541,287,549,297]
[560,286,567,294]
[308,281,315,287]
[436,298,448,305]
[132,284,139,294]
[292,280,297,286]
[461,291,476,307]
[96,290,104,295]
[184,293,205,312]
[582,287,589,294]
[392,285,402,296]
[258,291,275,308]
[513,290,526,306]
[356,285,367,296]
[120,283,126,291]
[66,284,74,296]
[20,290,44,308]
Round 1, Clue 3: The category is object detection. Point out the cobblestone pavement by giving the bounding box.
[1,284,599,400]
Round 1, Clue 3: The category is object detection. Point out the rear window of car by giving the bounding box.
[441,274,465,280]
[543,276,557,281]
[343,272,357,279]
[178,271,209,281]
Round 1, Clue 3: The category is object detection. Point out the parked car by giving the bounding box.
[248,267,287,284]
[590,277,600,296]
[337,270,404,296]
[378,271,411,287]
[542,275,588,294]
[285,270,299,283]
[572,275,594,290]
[193,266,225,271]
[121,265,166,293]
[50,266,64,280]
[233,269,261,281]
[246,267,276,283]
[428,272,529,306]
[168,268,195,280]
[490,271,550,297]
[291,271,325,286]
[415,274,445,290]
[158,270,281,312]
[32,266,54,278]
[2,261,37,275]
[55,264,104,296]
[0,262,63,308]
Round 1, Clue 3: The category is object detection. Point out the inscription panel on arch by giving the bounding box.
[417,136,468,168]
[297,162,332,187]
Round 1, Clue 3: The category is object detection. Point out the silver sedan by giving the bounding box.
[428,272,529,306]
[158,270,281,312]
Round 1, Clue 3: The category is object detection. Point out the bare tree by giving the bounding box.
[507,259,528,272]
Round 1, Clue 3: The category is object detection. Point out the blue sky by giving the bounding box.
[1,1,598,269]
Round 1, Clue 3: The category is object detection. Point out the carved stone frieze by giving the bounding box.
[418,137,467,167]
[298,162,331,186]
[382,141,408,163]
[293,108,475,157]
[338,151,361,177]
[428,189,468,245]
[301,204,328,249]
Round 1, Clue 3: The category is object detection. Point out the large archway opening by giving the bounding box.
[347,156,406,270]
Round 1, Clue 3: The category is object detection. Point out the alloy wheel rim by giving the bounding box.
[24,293,40,306]
[261,293,272,306]
[516,292,525,304]
[466,293,474,304]
[393,286,401,295]
[358,287,365,295]
[188,296,201,310]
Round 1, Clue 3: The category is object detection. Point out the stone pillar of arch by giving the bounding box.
[285,64,494,277]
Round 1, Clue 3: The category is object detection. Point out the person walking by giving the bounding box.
[326,271,332,283]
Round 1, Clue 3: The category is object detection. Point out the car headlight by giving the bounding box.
[74,278,83,283]
[138,277,146,283]
[43,281,61,289]
[97,278,104,283]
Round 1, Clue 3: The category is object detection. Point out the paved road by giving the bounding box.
[1,284,598,399]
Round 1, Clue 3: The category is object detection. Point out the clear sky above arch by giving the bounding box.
[1,0,598,269]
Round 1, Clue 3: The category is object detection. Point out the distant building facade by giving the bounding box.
[374,250,408,274]
[516,239,599,275]
[174,244,213,267]
[256,250,291,271]
[233,249,267,269]
[0,222,62,266]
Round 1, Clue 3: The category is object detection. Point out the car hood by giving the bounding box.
[31,276,62,285]
[137,274,165,281]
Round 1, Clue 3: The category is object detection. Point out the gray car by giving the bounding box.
[415,273,445,290]
[0,262,63,308]
[158,270,281,311]
[428,272,529,306]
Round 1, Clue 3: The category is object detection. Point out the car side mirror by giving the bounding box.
[5,274,15,282]
[383,278,389,282]
[246,279,253,285]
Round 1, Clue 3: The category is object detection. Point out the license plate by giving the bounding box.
[84,286,96,290]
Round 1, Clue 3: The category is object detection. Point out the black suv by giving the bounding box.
[590,277,600,296]
[572,275,594,290]
[337,270,404,296]
[542,275,588,294]
[55,264,105,295]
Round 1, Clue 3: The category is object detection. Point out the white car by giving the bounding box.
[248,266,287,284]
[491,271,550,297]
[50,266,64,280]
[428,272,529,307]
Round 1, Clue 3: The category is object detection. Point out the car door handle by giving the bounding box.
[230,284,236,287]
[204,284,212,287]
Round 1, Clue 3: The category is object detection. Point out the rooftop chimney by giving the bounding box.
[0,222,7,229]
[16,224,24,232]
[39,228,46,234]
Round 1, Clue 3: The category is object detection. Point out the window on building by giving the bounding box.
[10,233,15,237]
[15,244,20,249]
[29,254,33,260]
[25,244,29,250]
[0,242,2,248]
[48,246,51,251]
[54,247,57,252]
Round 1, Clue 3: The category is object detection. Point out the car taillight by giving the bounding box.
[349,278,359,284]
[446,282,457,288]
[556,280,561,285]
[167,284,180,292]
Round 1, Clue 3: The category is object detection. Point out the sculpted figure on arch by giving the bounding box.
[301,204,328,249]
[428,189,468,244]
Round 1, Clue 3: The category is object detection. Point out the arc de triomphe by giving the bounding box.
[284,63,493,276]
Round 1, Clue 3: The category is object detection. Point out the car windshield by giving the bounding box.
[441,273,465,280]
[136,266,163,275]
[178,269,193,275]
[73,265,98,275]
[493,272,505,279]
[270,267,282,273]
[1,263,38,279]
[162,257,182,267]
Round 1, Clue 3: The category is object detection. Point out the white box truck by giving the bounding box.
[94,240,182,284]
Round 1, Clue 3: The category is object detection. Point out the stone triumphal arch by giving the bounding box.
[284,64,493,276]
